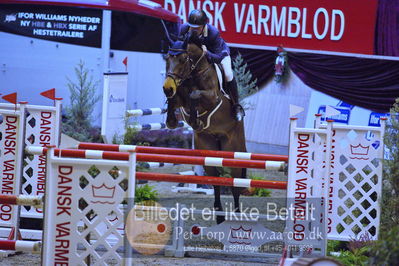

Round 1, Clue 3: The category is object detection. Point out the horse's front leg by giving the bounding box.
[166,98,178,129]
[189,90,204,130]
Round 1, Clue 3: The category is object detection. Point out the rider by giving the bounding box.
[179,9,245,121]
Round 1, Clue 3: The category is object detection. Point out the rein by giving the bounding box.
[166,48,208,98]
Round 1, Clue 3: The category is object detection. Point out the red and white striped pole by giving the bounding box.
[0,240,41,253]
[0,195,42,208]
[77,142,289,162]
[136,172,287,190]
[26,147,286,171]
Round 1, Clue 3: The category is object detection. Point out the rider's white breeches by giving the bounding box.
[221,56,234,82]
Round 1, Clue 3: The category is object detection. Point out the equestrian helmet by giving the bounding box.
[188,9,208,28]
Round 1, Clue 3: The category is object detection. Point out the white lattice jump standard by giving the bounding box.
[314,115,387,241]
[0,91,61,241]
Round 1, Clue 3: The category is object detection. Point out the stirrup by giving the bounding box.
[232,104,245,121]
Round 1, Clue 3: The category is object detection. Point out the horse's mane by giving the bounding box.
[186,32,203,49]
[175,32,203,50]
[168,32,202,56]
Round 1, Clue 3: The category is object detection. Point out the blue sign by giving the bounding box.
[368,112,390,127]
[318,106,351,124]
[337,101,354,110]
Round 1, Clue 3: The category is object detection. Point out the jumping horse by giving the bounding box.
[163,35,247,224]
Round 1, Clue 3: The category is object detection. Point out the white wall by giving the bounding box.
[109,49,168,125]
[305,90,388,128]
[0,31,104,123]
[0,21,169,127]
[243,71,312,154]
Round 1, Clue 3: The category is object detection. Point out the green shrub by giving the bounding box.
[254,188,271,197]
[135,184,159,204]
[381,98,399,231]
[249,176,271,197]
[62,60,100,142]
[327,240,348,254]
[367,225,399,266]
[122,126,139,145]
[232,52,258,102]
[334,248,369,266]
[329,233,372,265]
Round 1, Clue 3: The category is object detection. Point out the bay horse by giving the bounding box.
[163,36,247,224]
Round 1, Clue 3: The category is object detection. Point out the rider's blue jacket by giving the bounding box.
[179,23,230,64]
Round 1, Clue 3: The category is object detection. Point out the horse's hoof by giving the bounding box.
[191,120,204,131]
[191,123,199,130]
[216,215,225,224]
[232,104,245,121]
[283,162,289,175]
[166,119,178,129]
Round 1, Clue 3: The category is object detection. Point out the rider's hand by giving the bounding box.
[201,45,207,53]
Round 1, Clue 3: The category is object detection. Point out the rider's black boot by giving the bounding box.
[226,78,245,121]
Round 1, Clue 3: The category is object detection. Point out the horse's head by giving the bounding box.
[163,37,204,98]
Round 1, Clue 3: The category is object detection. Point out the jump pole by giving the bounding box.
[0,240,41,253]
[126,107,167,117]
[136,172,287,190]
[0,195,42,208]
[0,194,41,253]
[129,121,190,131]
[26,147,286,170]
[77,142,289,162]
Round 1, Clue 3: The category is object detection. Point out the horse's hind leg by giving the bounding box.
[194,132,225,224]
[205,169,225,224]
[231,168,246,213]
[221,123,247,214]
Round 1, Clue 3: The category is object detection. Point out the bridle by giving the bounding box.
[166,47,207,98]
[165,44,224,131]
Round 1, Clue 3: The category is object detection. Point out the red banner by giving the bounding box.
[40,88,56,100]
[154,0,378,55]
[2,92,17,104]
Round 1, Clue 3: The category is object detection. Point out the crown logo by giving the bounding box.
[350,144,369,155]
[228,225,252,245]
[92,183,115,198]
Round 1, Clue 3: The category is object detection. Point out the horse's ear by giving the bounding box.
[177,35,185,41]
[166,39,174,49]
